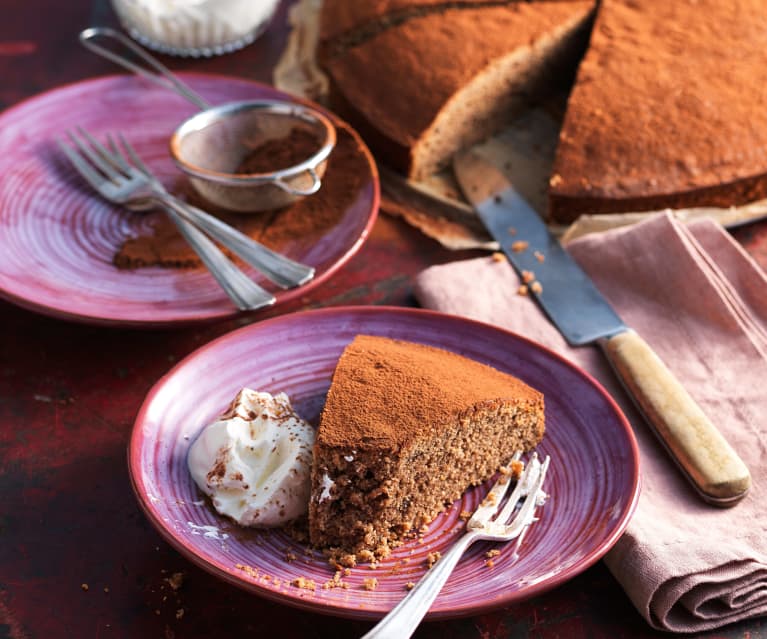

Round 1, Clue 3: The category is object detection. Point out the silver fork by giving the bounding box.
[58,130,275,311]
[62,128,315,290]
[363,453,550,639]
[106,132,315,290]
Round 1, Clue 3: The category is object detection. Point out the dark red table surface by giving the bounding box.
[2,2,766,638]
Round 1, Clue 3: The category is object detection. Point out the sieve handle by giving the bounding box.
[274,167,322,196]
[79,27,212,111]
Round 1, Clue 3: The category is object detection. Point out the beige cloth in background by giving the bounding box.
[413,212,767,633]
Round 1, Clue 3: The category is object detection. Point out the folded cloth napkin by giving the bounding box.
[413,211,767,633]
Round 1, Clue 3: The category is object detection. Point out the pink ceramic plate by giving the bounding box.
[129,306,640,620]
[0,74,378,326]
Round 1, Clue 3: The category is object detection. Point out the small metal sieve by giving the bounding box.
[80,27,336,212]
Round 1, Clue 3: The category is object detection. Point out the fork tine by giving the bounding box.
[467,452,522,529]
[76,127,131,175]
[118,133,153,177]
[57,138,107,193]
[106,134,121,159]
[101,133,133,173]
[492,452,542,525]
[503,455,550,536]
[67,129,121,181]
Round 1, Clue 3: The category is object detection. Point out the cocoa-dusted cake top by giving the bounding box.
[550,0,767,214]
[325,2,594,152]
[317,334,542,450]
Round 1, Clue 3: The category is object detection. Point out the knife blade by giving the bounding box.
[453,149,751,506]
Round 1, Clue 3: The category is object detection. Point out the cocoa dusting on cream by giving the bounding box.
[235,128,323,174]
[113,123,367,270]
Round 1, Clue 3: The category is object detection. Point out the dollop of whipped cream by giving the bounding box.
[188,388,315,527]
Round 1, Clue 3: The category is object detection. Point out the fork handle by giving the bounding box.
[80,28,211,110]
[361,530,480,639]
[165,209,275,311]
[153,194,315,289]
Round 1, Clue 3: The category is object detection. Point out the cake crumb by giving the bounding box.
[165,572,184,591]
[328,551,357,569]
[103,587,110,594]
[491,252,506,263]
[235,563,259,578]
[486,549,501,559]
[358,550,376,564]
[522,270,535,283]
[482,491,498,507]
[426,552,442,568]
[322,570,349,590]
[502,459,524,479]
[534,251,545,263]
[176,609,184,620]
[406,582,416,590]
[285,551,297,563]
[511,240,529,253]
[363,577,378,591]
[291,577,316,591]
[517,285,529,296]
[485,559,496,568]
[80,583,89,592]
[459,510,472,520]
[550,173,563,187]
[530,281,543,294]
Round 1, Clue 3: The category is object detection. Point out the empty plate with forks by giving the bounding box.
[0,73,378,326]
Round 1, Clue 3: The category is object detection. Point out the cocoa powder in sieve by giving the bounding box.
[235,127,323,174]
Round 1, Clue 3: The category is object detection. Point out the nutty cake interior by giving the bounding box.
[308,334,545,562]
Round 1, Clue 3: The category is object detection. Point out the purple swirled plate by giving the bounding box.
[0,74,378,326]
[129,306,640,620]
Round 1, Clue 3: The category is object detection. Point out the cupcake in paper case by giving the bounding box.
[110,0,281,57]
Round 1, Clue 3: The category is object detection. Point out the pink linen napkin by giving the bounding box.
[413,211,767,633]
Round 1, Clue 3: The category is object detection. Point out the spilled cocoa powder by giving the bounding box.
[113,123,368,270]
[235,127,323,174]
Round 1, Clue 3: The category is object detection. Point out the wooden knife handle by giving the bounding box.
[601,329,751,506]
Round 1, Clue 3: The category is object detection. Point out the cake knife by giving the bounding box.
[453,149,751,506]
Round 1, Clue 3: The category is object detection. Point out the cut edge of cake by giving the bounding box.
[407,3,594,179]
[324,2,595,180]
